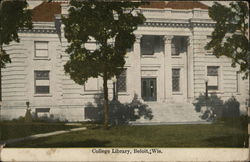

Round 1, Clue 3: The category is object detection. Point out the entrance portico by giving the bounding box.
[133,34,192,103]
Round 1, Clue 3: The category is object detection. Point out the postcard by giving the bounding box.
[0,0,249,161]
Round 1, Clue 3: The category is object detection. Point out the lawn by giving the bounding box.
[5,122,249,148]
[0,121,81,141]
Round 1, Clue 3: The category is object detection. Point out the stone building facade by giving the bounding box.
[0,1,248,122]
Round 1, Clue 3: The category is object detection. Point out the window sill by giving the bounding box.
[208,91,224,94]
[172,92,183,95]
[141,55,156,58]
[171,56,181,58]
[34,94,52,97]
[81,91,102,95]
[33,58,51,61]
[118,92,129,96]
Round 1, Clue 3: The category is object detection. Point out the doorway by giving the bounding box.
[141,78,157,101]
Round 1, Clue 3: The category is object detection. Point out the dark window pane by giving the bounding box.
[141,36,154,55]
[150,80,154,97]
[142,80,147,98]
[117,70,126,92]
[207,86,218,90]
[172,69,180,92]
[35,71,49,80]
[172,37,180,56]
[35,86,49,94]
[207,66,218,76]
[171,37,187,56]
[171,41,177,56]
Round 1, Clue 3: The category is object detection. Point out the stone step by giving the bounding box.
[133,102,206,124]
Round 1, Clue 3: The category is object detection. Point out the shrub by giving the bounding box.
[85,94,153,125]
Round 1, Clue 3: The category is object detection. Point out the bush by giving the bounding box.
[193,94,242,122]
[222,96,240,119]
[85,94,153,125]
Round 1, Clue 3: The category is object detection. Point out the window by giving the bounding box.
[35,71,50,94]
[35,41,48,58]
[117,70,126,92]
[206,36,213,54]
[207,66,219,90]
[172,69,180,92]
[171,37,186,56]
[141,35,155,55]
[84,78,99,91]
[35,108,50,118]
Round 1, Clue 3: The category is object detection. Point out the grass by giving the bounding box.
[5,122,249,148]
[0,121,82,141]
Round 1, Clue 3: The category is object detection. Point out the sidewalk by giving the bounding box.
[0,127,87,145]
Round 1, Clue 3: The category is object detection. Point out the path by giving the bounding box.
[0,127,87,145]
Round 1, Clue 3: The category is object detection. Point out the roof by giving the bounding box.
[141,1,209,10]
[32,1,209,22]
[32,2,62,22]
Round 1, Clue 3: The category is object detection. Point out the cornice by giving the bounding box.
[18,28,57,34]
[142,21,215,28]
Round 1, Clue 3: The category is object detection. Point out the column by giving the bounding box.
[133,34,142,99]
[163,35,173,102]
[187,36,194,101]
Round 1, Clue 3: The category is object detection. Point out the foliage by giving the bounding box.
[0,0,32,68]
[85,94,153,125]
[63,1,145,83]
[62,0,146,128]
[205,1,249,78]
[193,94,241,121]
[223,96,240,119]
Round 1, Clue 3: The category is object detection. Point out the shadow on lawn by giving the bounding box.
[205,135,246,147]
[7,139,111,148]
[85,93,153,125]
[45,139,111,147]
[193,94,242,121]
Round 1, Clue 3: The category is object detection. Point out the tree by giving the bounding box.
[0,0,32,68]
[205,1,249,78]
[63,0,145,128]
[0,0,32,101]
[206,1,250,116]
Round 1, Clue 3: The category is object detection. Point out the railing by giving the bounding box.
[140,8,210,20]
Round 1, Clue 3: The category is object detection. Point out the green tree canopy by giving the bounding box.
[206,1,249,78]
[0,0,32,68]
[63,0,146,128]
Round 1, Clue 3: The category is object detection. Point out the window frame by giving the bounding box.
[206,65,222,92]
[171,36,187,57]
[34,41,49,58]
[205,36,213,55]
[34,70,50,94]
[141,35,155,55]
[172,68,181,92]
[116,69,127,93]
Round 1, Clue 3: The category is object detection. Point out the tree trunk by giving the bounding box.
[103,72,109,129]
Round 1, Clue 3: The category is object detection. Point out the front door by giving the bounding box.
[141,78,157,101]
